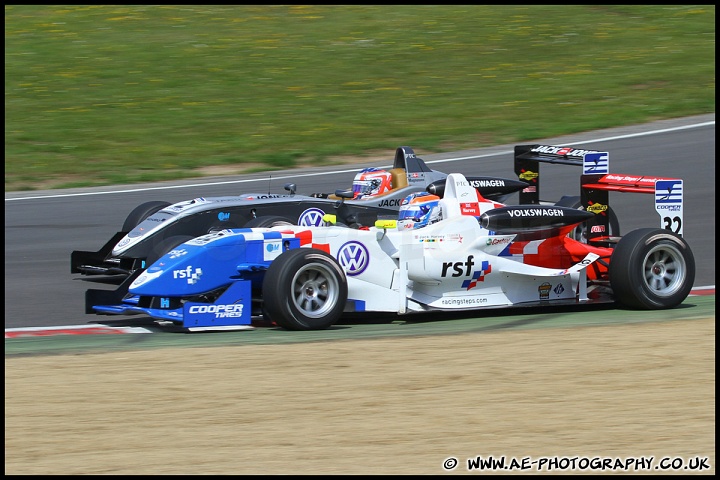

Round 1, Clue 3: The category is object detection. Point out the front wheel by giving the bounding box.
[609,228,695,309]
[262,248,348,330]
[121,201,172,232]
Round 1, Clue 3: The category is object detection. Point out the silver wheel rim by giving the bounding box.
[642,243,686,297]
[290,262,340,318]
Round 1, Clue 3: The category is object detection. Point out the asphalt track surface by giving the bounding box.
[4,114,715,345]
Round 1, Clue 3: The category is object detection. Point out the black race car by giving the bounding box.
[71,146,528,285]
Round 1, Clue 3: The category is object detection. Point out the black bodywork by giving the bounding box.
[71,146,529,284]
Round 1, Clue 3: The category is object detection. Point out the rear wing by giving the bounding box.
[514,144,684,242]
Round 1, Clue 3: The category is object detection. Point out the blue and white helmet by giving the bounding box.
[397,192,442,230]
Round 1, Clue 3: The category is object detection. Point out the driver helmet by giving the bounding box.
[352,168,392,199]
[397,192,442,230]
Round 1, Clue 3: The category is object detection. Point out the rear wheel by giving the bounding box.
[262,248,347,330]
[609,228,695,309]
[244,215,294,228]
[121,201,172,232]
[555,196,620,243]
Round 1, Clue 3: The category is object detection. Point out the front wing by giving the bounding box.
[93,280,253,330]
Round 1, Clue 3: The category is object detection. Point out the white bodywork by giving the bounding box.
[257,174,598,315]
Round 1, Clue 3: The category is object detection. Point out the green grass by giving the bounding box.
[4,5,715,191]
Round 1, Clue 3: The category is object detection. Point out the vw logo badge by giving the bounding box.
[337,241,369,276]
[298,208,326,226]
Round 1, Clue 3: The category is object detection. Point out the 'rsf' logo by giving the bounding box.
[337,241,369,276]
[299,208,326,226]
[173,265,203,284]
[441,255,492,290]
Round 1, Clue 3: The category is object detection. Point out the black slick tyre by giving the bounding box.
[262,248,347,330]
[609,228,695,309]
[121,201,172,232]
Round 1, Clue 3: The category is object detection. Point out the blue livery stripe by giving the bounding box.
[583,152,609,174]
[655,180,683,203]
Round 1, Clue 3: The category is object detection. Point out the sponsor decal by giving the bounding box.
[538,282,552,300]
[415,233,463,243]
[442,256,478,277]
[470,179,505,188]
[583,152,609,174]
[655,179,683,236]
[558,254,599,275]
[299,208,325,227]
[264,241,284,261]
[217,211,230,221]
[337,241,370,276]
[116,237,131,248]
[173,265,203,284]
[441,297,488,306]
[378,198,402,207]
[586,203,608,214]
[604,174,667,186]
[245,194,287,200]
[460,202,480,216]
[130,268,164,288]
[522,186,537,193]
[188,304,244,318]
[530,145,602,157]
[187,237,213,246]
[486,237,512,246]
[590,225,606,233]
[461,260,492,290]
[508,208,564,217]
[655,180,683,203]
[519,170,539,181]
[185,229,240,246]
[604,174,639,182]
[160,298,170,308]
[553,284,565,295]
[168,197,210,212]
[441,255,492,289]
[168,249,187,259]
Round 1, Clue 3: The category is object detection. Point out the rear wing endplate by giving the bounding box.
[514,144,684,241]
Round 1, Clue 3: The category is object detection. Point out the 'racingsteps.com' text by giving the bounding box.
[441,455,712,472]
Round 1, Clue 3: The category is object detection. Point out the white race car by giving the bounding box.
[87,163,695,331]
